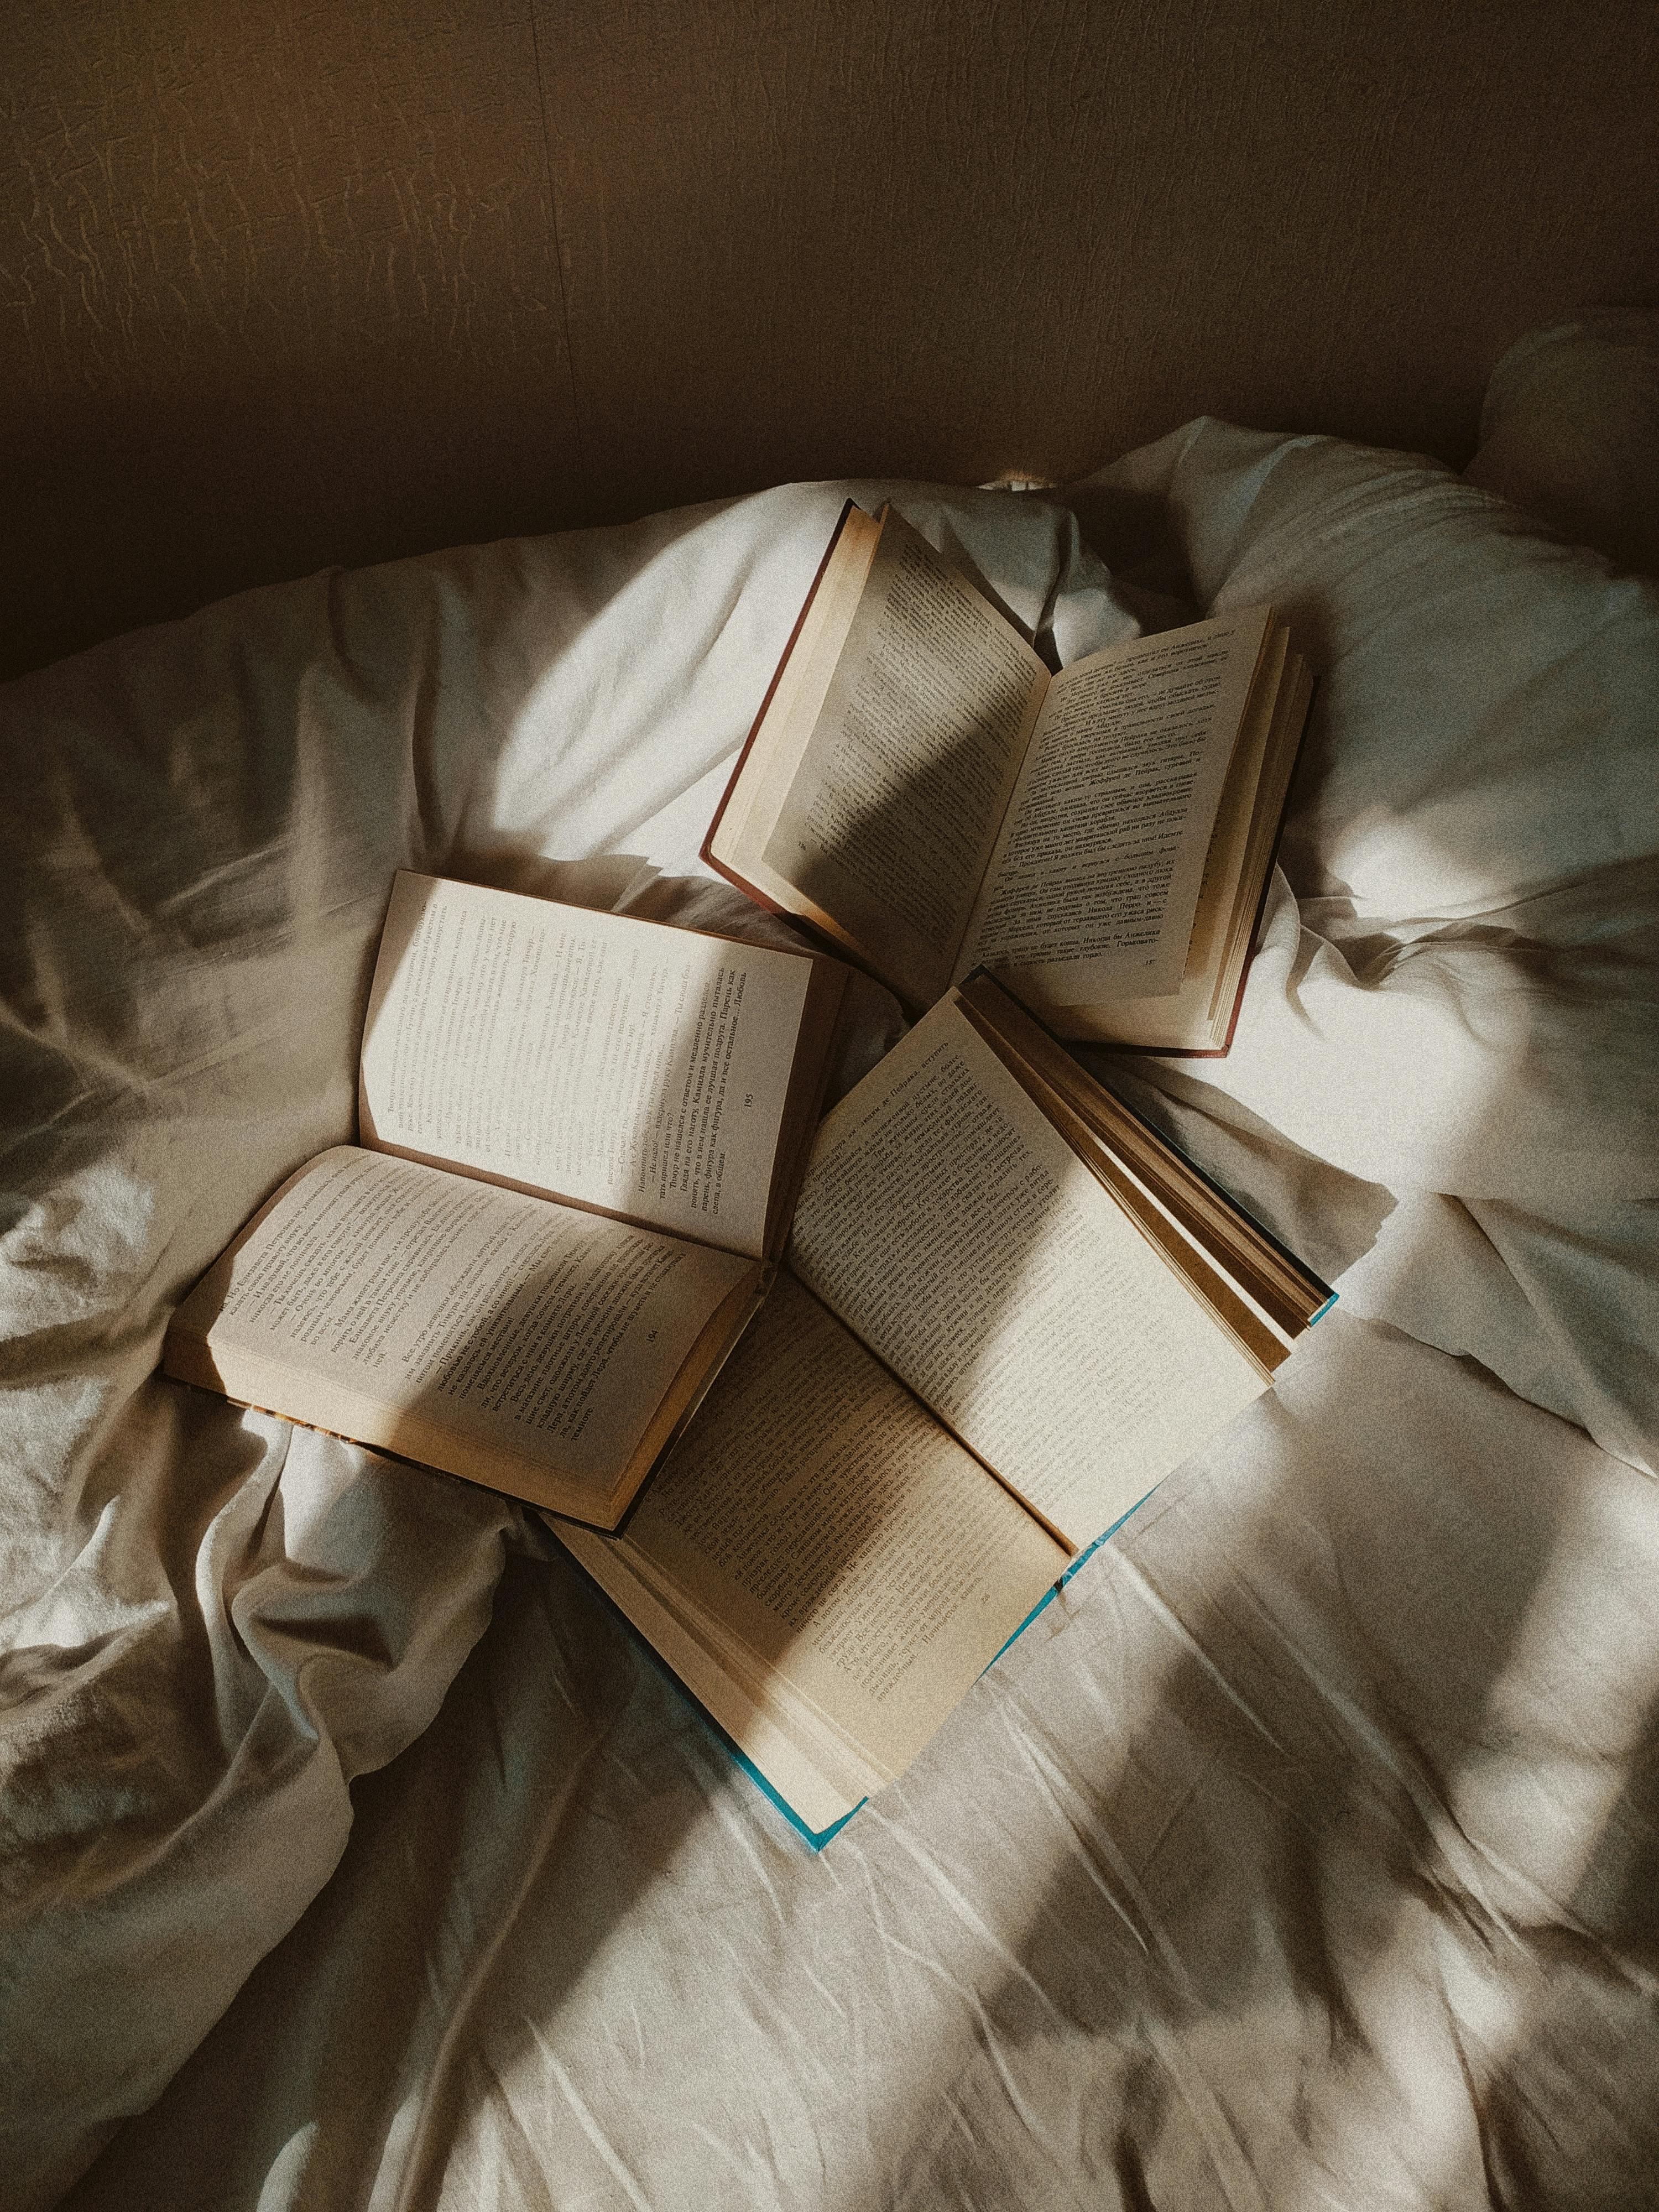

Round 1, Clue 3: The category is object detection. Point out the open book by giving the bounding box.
[703,502,1313,1053]
[164,872,848,1527]
[553,972,1334,1842]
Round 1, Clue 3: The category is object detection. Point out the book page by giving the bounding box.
[706,502,885,874]
[954,970,1330,1344]
[359,874,812,1259]
[606,1272,1066,1781]
[168,1147,757,1516]
[956,609,1272,1003]
[1052,643,1309,1050]
[760,510,1048,1007]
[787,1000,1269,1548]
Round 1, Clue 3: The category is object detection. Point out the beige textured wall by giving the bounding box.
[4,0,1657,680]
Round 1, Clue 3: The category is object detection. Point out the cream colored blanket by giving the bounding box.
[4,347,1657,2208]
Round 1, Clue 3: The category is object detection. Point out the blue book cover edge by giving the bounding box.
[554,1551,868,1850]
[551,1286,1335,1850]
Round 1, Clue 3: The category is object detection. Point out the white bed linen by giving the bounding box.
[2,406,1656,2208]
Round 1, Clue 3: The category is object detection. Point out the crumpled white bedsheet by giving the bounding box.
[2,394,1657,2209]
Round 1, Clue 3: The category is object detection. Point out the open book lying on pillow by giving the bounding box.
[553,972,1334,1843]
[704,502,1313,1053]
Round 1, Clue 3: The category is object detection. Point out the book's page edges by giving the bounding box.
[549,1411,1179,1848]
[614,1575,872,1845]
[756,1479,1168,1837]
[1201,643,1304,1020]
[540,1526,869,1846]
[954,980,1291,1355]
[165,1149,769,1530]
[1047,644,1315,1054]
[717,1731,868,1849]
[954,972,1333,1328]
[966,967,1329,1309]
[555,1519,878,1829]
[1036,623,1289,1052]
[959,606,1275,1016]
[658,1475,1183,1844]
[957,1010,1289,1375]
[790,999,1279,1552]
[760,956,851,1260]
[1204,654,1317,1055]
[614,1524,915,1782]
[161,1350,644,1525]
[611,1277,1073,1754]
[604,1267,776,1526]
[1159,645,1313,1058]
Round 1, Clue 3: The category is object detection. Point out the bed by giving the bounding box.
[3,315,1658,2209]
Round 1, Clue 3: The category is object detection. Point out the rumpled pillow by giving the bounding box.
[1064,418,1659,1474]
[1464,309,1659,576]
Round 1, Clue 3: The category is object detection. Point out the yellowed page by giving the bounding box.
[1107,622,1287,1013]
[597,1273,1066,1785]
[956,608,1272,1003]
[359,874,812,1259]
[708,503,885,873]
[788,1000,1269,1548]
[760,509,1049,1006]
[167,1147,757,1519]
[1054,641,1308,1050]
[954,970,1331,1335]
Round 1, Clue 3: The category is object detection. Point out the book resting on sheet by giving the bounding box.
[702,500,1313,1053]
[164,872,850,1528]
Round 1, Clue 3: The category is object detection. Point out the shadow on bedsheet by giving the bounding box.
[61,1118,1659,2212]
[841,781,1659,2203]
[42,493,1659,2212]
[866,1335,1659,2210]
[56,1541,674,2212]
[865,472,1658,2208]
[831,884,1659,2212]
[36,486,1127,2209]
[2,493,832,2210]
